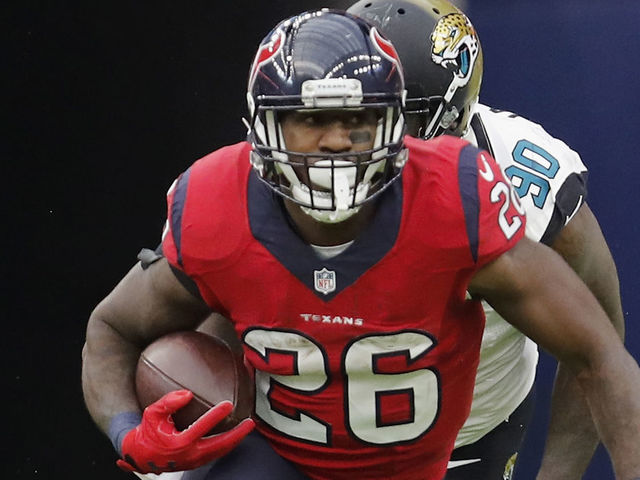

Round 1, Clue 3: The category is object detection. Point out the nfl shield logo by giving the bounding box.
[314,268,336,295]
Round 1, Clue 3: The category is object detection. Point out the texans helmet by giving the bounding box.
[348,0,483,139]
[247,9,407,223]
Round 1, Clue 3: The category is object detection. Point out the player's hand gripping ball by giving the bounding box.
[135,330,254,432]
[116,331,255,474]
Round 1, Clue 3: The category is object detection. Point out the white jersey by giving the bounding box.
[454,103,588,448]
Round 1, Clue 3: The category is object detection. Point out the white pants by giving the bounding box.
[134,472,184,480]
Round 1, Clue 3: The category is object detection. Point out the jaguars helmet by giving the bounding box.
[348,0,483,139]
[247,9,407,223]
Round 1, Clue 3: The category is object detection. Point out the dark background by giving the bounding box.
[7,1,638,478]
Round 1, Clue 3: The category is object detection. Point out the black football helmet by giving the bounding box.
[247,9,407,223]
[348,0,483,139]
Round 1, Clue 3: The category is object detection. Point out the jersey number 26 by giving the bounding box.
[244,328,439,446]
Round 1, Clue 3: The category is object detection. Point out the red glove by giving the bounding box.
[116,389,254,474]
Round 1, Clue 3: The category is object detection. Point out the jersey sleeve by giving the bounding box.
[160,166,230,307]
[464,145,526,268]
[405,135,526,271]
[161,168,191,271]
[158,142,254,310]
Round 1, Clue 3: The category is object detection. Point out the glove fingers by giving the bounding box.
[197,417,255,459]
[116,408,254,473]
[116,459,136,472]
[180,400,235,441]
[145,389,193,420]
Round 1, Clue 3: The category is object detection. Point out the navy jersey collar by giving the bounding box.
[247,171,402,301]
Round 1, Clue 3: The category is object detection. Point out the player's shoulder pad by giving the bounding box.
[166,140,251,224]
[404,134,488,186]
[473,104,587,243]
[163,141,252,268]
[404,134,472,161]
[474,104,586,173]
[404,135,520,264]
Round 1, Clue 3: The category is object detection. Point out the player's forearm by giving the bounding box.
[472,239,638,477]
[81,313,143,434]
[576,349,640,479]
[537,282,623,480]
[538,205,627,479]
[536,363,599,480]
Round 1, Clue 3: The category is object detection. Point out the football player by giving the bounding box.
[81,9,640,480]
[346,0,625,478]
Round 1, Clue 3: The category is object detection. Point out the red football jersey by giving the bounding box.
[162,135,525,479]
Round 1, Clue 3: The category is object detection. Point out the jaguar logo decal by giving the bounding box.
[430,13,480,100]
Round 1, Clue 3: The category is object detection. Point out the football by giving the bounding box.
[135,330,254,432]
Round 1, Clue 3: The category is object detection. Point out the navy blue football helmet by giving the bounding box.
[247,10,407,223]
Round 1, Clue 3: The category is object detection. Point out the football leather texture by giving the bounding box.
[135,330,254,432]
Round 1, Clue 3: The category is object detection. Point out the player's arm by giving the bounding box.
[82,257,211,433]
[468,236,640,480]
[537,203,624,479]
[82,257,253,473]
